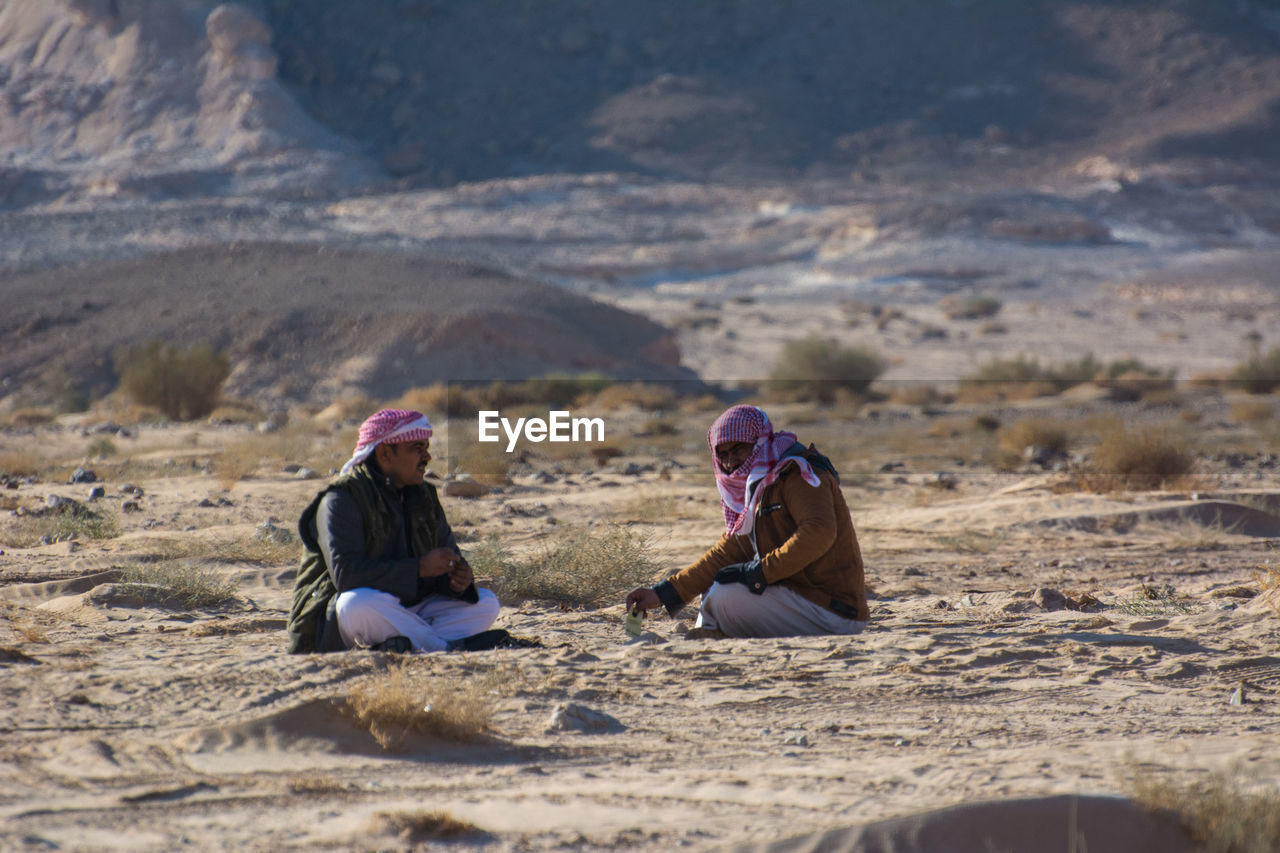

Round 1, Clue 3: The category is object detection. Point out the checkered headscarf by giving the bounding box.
[708,405,819,537]
[340,409,434,475]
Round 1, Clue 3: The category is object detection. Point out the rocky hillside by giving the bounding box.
[3,0,1280,201]
[265,0,1280,184]
[1,243,691,407]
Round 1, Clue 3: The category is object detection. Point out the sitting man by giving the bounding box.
[626,404,868,638]
[287,408,500,653]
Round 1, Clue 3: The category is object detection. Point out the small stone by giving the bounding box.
[87,485,106,500]
[46,494,68,509]
[1033,588,1068,611]
[1229,684,1246,706]
[197,498,216,508]
[69,468,97,484]
[782,732,809,747]
[121,500,141,513]
[546,702,624,733]
[119,484,143,496]
[444,478,488,499]
[282,464,302,474]
[294,467,319,480]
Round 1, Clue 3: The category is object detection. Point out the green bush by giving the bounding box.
[115,341,230,421]
[768,337,887,401]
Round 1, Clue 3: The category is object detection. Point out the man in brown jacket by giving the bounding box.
[626,405,868,638]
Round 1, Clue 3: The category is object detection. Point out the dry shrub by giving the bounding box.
[1076,424,1196,492]
[206,401,264,424]
[1131,769,1280,853]
[996,418,1070,468]
[116,561,239,608]
[365,809,487,843]
[115,340,230,421]
[346,662,511,749]
[768,337,886,402]
[389,383,452,417]
[454,445,511,485]
[1232,346,1280,394]
[3,408,56,428]
[1231,400,1274,424]
[940,294,1002,320]
[0,451,41,478]
[477,524,660,607]
[887,384,950,407]
[215,447,260,490]
[588,381,679,411]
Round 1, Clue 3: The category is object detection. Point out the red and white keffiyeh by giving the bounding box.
[340,409,434,475]
[708,405,819,537]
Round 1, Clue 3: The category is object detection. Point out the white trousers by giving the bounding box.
[696,581,867,638]
[335,587,500,653]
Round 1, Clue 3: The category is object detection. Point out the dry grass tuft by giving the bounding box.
[365,808,488,843]
[0,506,120,548]
[345,662,513,749]
[1115,584,1193,617]
[0,451,42,478]
[1255,554,1280,615]
[1230,400,1274,425]
[1131,769,1280,853]
[117,561,239,608]
[287,774,348,795]
[1074,424,1197,492]
[135,532,299,566]
[3,408,57,428]
[476,524,660,607]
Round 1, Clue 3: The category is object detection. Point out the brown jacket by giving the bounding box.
[666,465,868,621]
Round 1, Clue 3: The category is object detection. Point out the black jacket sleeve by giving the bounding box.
[317,488,419,603]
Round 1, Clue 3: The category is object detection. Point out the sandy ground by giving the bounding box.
[1,395,1278,852]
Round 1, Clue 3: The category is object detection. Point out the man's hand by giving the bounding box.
[713,559,767,594]
[626,587,661,614]
[418,547,456,578]
[448,556,474,593]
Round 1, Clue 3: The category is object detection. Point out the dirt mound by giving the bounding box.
[0,242,692,407]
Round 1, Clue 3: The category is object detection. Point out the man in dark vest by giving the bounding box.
[287,408,500,653]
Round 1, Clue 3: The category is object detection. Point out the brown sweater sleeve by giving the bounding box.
[666,532,754,604]
[758,469,837,583]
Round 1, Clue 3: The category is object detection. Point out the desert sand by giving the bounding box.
[1,395,1278,851]
[4,1,1280,850]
